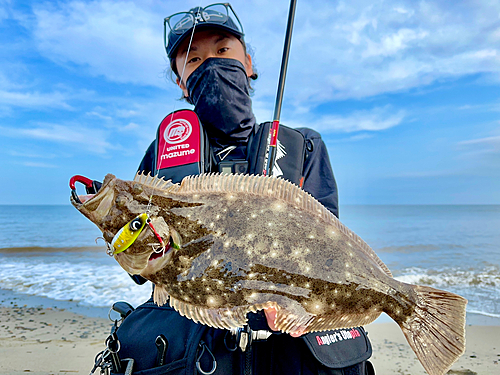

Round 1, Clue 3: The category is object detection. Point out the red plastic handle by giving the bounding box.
[69,175,94,190]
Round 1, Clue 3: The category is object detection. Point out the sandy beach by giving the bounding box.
[2,308,498,375]
[367,322,500,374]
[0,306,110,375]
[1,290,499,374]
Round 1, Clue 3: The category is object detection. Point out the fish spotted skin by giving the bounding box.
[71,172,466,375]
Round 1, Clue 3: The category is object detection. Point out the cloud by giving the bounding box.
[17,0,500,115]
[121,122,140,131]
[455,133,500,177]
[362,29,429,58]
[0,123,115,154]
[9,150,57,159]
[321,108,405,133]
[0,7,7,22]
[0,89,72,110]
[30,0,169,88]
[0,71,101,114]
[86,111,113,121]
[459,135,500,147]
[22,161,57,168]
[330,133,375,143]
[247,0,500,107]
[458,135,500,155]
[285,106,405,134]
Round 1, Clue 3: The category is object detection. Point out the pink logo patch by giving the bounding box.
[164,119,192,144]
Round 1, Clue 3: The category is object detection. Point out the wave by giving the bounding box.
[376,243,471,253]
[1,255,499,317]
[377,244,441,253]
[467,310,500,319]
[0,258,151,307]
[0,246,103,253]
[394,266,500,288]
[395,266,500,318]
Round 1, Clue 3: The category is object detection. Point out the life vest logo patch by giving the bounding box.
[164,119,192,144]
[157,110,201,171]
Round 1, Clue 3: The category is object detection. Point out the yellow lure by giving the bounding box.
[111,213,148,254]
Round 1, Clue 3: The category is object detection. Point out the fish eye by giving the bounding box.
[129,218,143,231]
[132,183,143,195]
[115,195,127,208]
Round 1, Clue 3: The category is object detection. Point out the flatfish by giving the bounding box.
[71,173,467,375]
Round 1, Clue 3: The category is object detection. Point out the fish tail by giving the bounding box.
[398,285,467,375]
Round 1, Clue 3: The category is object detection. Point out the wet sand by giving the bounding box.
[1,289,499,374]
[0,305,111,374]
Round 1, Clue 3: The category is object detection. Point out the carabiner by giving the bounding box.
[69,175,99,204]
[196,340,217,375]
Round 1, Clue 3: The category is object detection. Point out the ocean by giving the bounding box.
[0,204,499,319]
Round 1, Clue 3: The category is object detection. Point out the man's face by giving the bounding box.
[174,29,253,98]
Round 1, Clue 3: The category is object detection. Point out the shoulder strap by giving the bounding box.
[247,122,306,186]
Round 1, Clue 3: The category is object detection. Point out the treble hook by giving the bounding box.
[96,237,114,257]
[151,243,166,257]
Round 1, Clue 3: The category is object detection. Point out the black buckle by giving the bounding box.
[225,325,272,353]
[111,301,135,320]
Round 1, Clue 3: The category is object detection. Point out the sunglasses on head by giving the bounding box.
[164,3,243,38]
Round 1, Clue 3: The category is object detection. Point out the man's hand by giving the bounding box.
[264,307,306,338]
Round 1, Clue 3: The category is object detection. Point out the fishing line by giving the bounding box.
[160,1,204,161]
[177,10,200,91]
[144,191,167,254]
[146,192,154,214]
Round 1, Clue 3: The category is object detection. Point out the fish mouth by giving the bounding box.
[70,174,115,206]
[70,174,116,224]
[148,235,177,261]
[114,233,179,277]
[78,194,95,204]
[141,235,178,276]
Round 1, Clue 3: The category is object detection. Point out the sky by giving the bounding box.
[1,0,499,206]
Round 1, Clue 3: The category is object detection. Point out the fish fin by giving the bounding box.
[398,285,467,375]
[169,296,249,330]
[153,284,170,306]
[273,308,381,335]
[333,220,393,277]
[273,306,314,335]
[133,171,143,183]
[135,171,175,191]
[177,173,393,277]
[298,311,381,333]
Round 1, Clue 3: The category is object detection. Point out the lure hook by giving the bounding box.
[151,243,167,259]
[96,237,114,257]
[151,243,166,254]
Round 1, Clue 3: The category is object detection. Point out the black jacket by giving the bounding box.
[138,126,339,218]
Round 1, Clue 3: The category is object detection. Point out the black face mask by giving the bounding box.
[186,58,256,153]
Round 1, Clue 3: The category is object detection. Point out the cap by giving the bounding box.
[165,4,244,59]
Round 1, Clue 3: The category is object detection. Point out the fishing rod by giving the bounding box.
[263,0,298,176]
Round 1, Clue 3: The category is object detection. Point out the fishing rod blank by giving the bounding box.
[264,0,298,176]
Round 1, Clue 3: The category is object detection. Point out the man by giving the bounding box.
[118,4,374,374]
